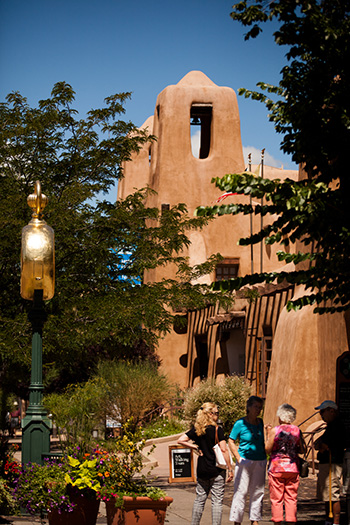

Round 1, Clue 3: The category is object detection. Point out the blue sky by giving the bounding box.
[0,0,296,200]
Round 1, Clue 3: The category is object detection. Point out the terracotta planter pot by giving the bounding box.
[48,495,100,525]
[106,496,173,525]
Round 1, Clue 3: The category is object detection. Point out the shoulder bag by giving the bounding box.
[299,456,309,477]
[213,426,234,469]
[298,430,309,477]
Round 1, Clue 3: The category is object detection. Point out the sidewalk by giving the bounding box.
[1,435,337,524]
[142,436,326,525]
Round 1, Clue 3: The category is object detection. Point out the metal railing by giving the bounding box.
[301,423,326,474]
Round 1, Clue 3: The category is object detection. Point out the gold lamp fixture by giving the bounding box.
[20,181,55,301]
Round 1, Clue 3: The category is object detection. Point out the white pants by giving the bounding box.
[229,458,267,523]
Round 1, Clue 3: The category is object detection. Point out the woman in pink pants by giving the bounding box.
[265,404,306,524]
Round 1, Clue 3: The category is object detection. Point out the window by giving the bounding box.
[215,258,239,281]
[195,336,208,380]
[190,104,212,159]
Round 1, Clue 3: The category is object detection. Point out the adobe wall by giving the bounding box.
[117,116,154,198]
[264,285,349,426]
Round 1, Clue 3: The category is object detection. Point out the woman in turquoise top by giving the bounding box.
[228,396,267,525]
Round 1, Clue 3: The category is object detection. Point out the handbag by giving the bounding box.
[299,456,309,478]
[213,427,234,469]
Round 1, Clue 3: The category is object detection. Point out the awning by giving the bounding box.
[206,311,245,329]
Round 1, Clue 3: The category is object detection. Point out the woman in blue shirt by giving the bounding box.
[228,395,267,525]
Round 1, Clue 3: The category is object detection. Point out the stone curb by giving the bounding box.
[143,433,183,469]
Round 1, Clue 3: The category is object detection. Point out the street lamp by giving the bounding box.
[20,181,54,465]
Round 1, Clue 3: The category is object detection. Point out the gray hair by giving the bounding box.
[276,403,296,424]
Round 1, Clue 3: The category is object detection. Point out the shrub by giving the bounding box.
[95,360,170,431]
[140,418,186,440]
[44,361,172,451]
[44,378,105,453]
[183,375,252,436]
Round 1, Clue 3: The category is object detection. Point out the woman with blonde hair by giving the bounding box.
[178,402,233,525]
[265,403,306,524]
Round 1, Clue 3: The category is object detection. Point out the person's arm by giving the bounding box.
[314,434,329,452]
[228,438,241,463]
[265,427,276,454]
[219,439,234,482]
[177,432,201,455]
[265,423,272,441]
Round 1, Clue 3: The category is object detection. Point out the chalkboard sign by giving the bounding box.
[168,445,195,483]
[336,351,350,448]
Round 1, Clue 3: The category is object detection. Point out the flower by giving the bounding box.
[12,452,101,516]
[12,421,168,515]
[13,460,71,515]
[96,422,167,509]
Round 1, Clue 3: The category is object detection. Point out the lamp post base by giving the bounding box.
[21,412,52,465]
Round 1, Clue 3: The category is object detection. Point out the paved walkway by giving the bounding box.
[1,435,346,524]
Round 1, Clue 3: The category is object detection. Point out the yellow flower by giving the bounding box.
[105,471,110,477]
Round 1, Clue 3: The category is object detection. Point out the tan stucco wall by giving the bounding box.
[264,285,349,426]
[117,116,154,198]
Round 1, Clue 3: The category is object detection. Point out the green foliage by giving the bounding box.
[0,437,20,487]
[0,82,230,398]
[13,460,74,515]
[197,1,350,313]
[95,360,171,431]
[0,477,18,516]
[97,423,166,508]
[140,418,186,440]
[13,424,168,514]
[44,378,105,453]
[13,450,103,516]
[65,456,101,493]
[44,361,173,451]
[196,174,346,312]
[183,375,252,436]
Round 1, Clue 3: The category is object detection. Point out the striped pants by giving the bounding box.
[191,471,226,525]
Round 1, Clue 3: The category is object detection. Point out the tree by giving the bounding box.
[0,82,227,399]
[197,0,350,314]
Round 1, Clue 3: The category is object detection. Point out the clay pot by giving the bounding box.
[48,495,100,525]
[105,496,173,525]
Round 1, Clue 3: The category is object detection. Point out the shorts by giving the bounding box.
[317,463,343,502]
[343,451,350,495]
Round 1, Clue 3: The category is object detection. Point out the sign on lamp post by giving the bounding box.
[20,181,54,465]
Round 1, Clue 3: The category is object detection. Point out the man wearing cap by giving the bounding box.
[314,400,346,525]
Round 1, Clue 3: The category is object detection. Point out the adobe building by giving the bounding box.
[118,71,349,426]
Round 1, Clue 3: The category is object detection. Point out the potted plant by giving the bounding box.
[0,437,20,516]
[97,425,172,525]
[0,477,18,516]
[13,452,101,525]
